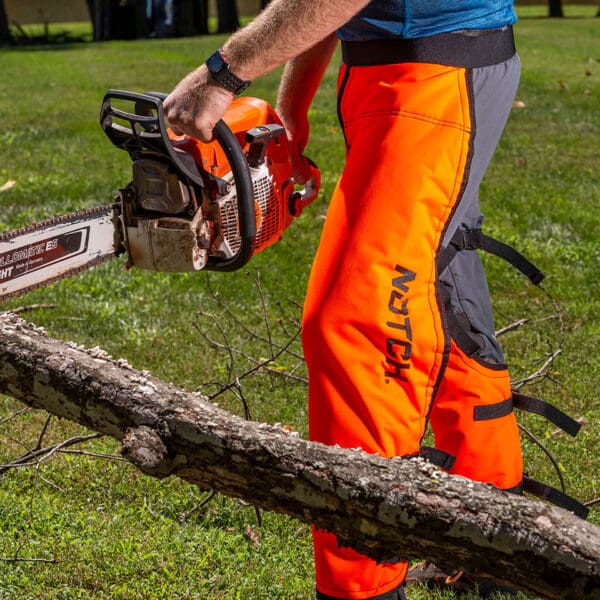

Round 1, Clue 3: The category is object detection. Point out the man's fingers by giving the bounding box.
[167,122,185,136]
[193,117,216,143]
[291,152,312,184]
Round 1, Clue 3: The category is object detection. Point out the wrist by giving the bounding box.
[205,49,251,95]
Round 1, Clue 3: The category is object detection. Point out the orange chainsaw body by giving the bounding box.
[170,97,298,258]
[101,90,319,273]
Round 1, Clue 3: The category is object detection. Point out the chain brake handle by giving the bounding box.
[99,89,256,271]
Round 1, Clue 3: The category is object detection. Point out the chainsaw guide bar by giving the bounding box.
[0,205,121,303]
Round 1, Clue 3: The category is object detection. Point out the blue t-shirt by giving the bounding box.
[338,0,517,41]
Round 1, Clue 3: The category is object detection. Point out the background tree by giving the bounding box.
[86,0,148,41]
[216,0,239,33]
[86,0,110,41]
[548,0,564,17]
[171,0,209,37]
[0,0,11,45]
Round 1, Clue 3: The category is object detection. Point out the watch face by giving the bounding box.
[207,50,225,76]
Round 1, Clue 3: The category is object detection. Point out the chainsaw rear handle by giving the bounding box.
[100,89,256,271]
[289,157,321,217]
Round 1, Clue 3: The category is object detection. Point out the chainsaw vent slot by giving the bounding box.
[251,166,280,252]
[215,182,242,259]
[214,165,280,260]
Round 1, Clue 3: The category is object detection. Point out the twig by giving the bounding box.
[249,269,280,388]
[0,433,102,475]
[233,378,252,421]
[248,269,274,356]
[194,317,307,385]
[57,449,126,462]
[518,423,566,492]
[143,494,159,517]
[512,349,562,389]
[177,491,216,522]
[194,311,236,382]
[0,406,31,425]
[538,284,565,339]
[36,469,65,494]
[204,272,304,361]
[1,304,55,315]
[0,556,57,563]
[34,414,53,451]
[496,318,528,337]
[275,300,305,343]
[207,328,302,401]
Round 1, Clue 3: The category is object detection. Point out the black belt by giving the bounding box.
[341,26,516,69]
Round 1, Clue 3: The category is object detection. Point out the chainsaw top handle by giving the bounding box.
[100,89,255,271]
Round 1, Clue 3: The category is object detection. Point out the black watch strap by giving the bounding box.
[205,49,251,95]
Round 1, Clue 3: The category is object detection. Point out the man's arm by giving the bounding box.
[276,33,339,182]
[164,0,368,141]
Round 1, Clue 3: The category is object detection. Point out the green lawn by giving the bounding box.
[0,7,598,599]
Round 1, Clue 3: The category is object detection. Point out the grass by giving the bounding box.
[0,7,598,599]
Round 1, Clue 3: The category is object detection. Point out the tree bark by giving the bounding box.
[0,312,598,600]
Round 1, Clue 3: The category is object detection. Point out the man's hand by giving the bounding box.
[163,65,234,142]
[277,111,311,184]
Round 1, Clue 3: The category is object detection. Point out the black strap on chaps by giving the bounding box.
[522,476,589,519]
[512,391,582,437]
[438,228,545,285]
[420,446,456,471]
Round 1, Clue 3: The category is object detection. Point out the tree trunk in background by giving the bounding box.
[548,0,564,17]
[216,0,239,33]
[109,0,146,40]
[172,0,208,36]
[86,0,113,41]
[134,0,149,37]
[1,313,599,600]
[196,0,209,34]
[0,0,10,45]
[86,0,147,41]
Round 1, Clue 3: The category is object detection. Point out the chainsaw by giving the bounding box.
[0,90,320,302]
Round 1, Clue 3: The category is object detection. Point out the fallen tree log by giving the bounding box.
[0,312,598,600]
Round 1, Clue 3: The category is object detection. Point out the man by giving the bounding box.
[165,1,523,598]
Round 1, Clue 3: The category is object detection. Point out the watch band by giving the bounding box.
[205,49,251,95]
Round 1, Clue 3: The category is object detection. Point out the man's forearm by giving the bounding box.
[165,0,367,141]
[222,0,368,82]
[275,33,339,180]
[276,34,338,123]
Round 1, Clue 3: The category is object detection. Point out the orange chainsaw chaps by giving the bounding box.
[312,529,408,600]
[430,341,523,489]
[303,60,522,599]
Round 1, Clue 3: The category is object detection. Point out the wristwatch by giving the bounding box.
[205,49,251,95]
